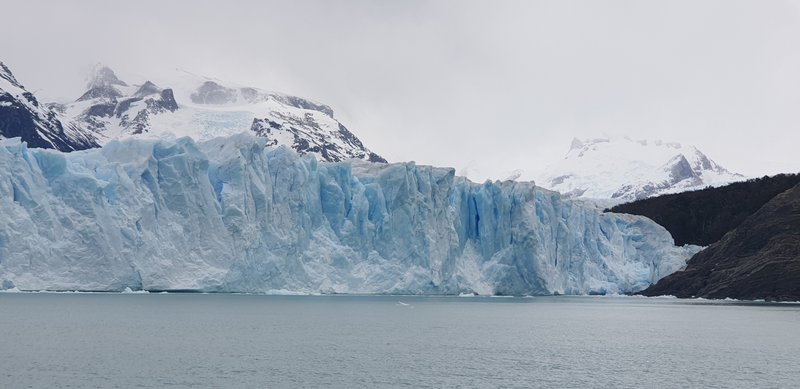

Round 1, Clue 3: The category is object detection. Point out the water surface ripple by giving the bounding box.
[1,294,798,388]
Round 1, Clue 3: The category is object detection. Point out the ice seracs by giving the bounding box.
[0,133,698,295]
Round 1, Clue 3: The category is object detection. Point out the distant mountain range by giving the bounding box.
[524,137,743,203]
[0,61,385,163]
[3,60,746,202]
[459,137,744,204]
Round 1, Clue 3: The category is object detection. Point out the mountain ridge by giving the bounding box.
[533,137,743,202]
[0,62,99,151]
[459,137,744,203]
[0,61,385,163]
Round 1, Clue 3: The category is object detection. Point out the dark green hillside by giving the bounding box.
[608,174,800,246]
[641,183,800,301]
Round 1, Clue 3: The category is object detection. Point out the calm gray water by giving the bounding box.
[1,294,799,388]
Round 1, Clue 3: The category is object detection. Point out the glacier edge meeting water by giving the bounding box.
[0,133,700,295]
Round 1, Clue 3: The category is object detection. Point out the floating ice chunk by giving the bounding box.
[121,287,149,294]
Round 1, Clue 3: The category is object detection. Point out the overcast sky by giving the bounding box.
[3,0,799,177]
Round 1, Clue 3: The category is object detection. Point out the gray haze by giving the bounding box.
[2,0,799,177]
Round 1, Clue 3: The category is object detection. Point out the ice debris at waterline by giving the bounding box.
[0,134,700,295]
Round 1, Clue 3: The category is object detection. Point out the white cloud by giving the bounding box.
[3,0,799,177]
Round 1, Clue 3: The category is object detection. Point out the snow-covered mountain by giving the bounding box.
[0,62,98,151]
[508,137,744,203]
[0,133,698,294]
[60,65,179,138]
[61,65,385,162]
[0,61,384,162]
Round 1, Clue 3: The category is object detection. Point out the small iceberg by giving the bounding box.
[0,286,21,293]
[121,287,149,294]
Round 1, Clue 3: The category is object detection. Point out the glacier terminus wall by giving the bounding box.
[0,134,699,295]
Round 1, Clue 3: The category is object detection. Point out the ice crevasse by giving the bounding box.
[0,133,699,294]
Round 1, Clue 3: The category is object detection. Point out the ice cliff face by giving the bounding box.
[0,134,698,295]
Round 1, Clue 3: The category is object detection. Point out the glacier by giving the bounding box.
[0,133,699,295]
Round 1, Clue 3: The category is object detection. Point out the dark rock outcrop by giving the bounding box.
[641,183,800,301]
[0,61,99,151]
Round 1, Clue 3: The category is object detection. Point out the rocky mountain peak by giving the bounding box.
[76,65,130,102]
[0,62,24,89]
[133,81,161,97]
[86,64,127,89]
[0,61,99,151]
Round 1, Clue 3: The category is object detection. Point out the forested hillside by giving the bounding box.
[608,174,800,246]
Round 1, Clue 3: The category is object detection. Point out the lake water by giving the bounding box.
[1,294,799,388]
